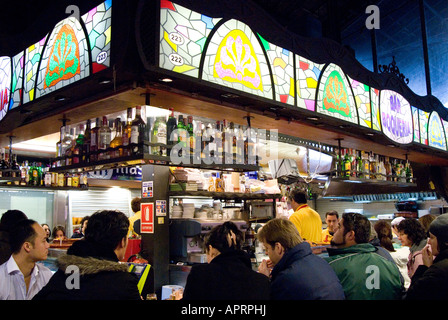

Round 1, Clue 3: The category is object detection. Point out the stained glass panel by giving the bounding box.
[411,106,420,143]
[348,76,371,128]
[9,51,24,110]
[427,111,446,150]
[23,35,47,103]
[261,35,294,105]
[370,87,381,131]
[35,17,90,99]
[296,55,324,111]
[202,19,272,99]
[0,56,11,122]
[82,0,112,74]
[419,109,429,145]
[316,63,357,124]
[159,0,221,77]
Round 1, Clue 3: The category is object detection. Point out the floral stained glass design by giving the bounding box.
[202,19,272,99]
[159,0,221,77]
[427,111,446,150]
[317,64,357,124]
[419,109,429,145]
[411,106,420,143]
[24,35,48,103]
[9,51,24,110]
[36,17,89,99]
[370,87,381,131]
[0,56,11,122]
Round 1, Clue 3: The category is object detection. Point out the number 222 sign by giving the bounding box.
[141,203,154,233]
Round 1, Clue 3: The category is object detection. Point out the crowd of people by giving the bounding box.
[0,190,447,300]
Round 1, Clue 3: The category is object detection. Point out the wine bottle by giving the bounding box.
[130,106,146,154]
[98,116,111,160]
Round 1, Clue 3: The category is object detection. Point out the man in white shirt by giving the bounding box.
[0,219,53,300]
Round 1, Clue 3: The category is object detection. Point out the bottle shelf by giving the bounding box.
[168,190,281,200]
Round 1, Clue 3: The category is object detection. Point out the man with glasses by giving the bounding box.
[326,212,404,300]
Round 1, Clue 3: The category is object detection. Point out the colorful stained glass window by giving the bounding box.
[261,35,294,105]
[427,111,446,150]
[82,0,112,74]
[202,19,272,99]
[159,0,221,77]
[348,75,371,128]
[379,90,413,145]
[23,35,47,104]
[442,120,448,149]
[35,17,90,99]
[419,109,429,145]
[316,63,357,124]
[296,55,324,111]
[370,87,381,131]
[9,51,24,110]
[411,106,420,143]
[0,56,11,122]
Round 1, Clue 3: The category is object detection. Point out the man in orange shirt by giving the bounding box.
[322,211,339,244]
[288,190,322,243]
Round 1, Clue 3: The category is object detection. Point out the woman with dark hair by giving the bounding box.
[406,214,448,299]
[182,221,270,300]
[374,220,410,289]
[396,218,429,279]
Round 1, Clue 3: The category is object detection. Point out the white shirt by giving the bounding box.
[0,256,53,300]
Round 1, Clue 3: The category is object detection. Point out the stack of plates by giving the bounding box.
[171,205,182,218]
[182,203,195,218]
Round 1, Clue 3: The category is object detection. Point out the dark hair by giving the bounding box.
[396,218,427,245]
[9,219,38,254]
[84,210,129,251]
[131,197,141,213]
[0,210,28,231]
[288,189,307,204]
[326,210,339,219]
[374,220,395,252]
[203,221,243,254]
[419,214,436,237]
[341,212,371,244]
[52,225,66,237]
[80,216,89,230]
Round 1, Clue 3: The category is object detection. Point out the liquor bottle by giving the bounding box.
[245,126,256,165]
[72,124,85,164]
[334,149,341,177]
[65,128,76,166]
[384,157,392,181]
[348,149,356,177]
[151,116,167,155]
[30,162,40,186]
[221,120,228,161]
[230,122,237,163]
[177,115,187,148]
[356,150,363,178]
[98,116,111,160]
[44,167,52,187]
[342,149,351,177]
[83,119,91,163]
[122,108,133,156]
[90,118,100,162]
[187,116,194,157]
[10,154,20,179]
[56,125,66,166]
[166,108,177,147]
[110,118,123,158]
[405,160,413,183]
[0,149,8,177]
[20,161,27,185]
[369,152,376,179]
[130,106,146,154]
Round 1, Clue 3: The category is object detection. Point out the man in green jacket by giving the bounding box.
[325,212,404,300]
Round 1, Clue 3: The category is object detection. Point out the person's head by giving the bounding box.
[391,217,405,237]
[325,211,339,234]
[84,210,130,261]
[257,218,303,266]
[52,225,66,239]
[396,218,427,247]
[203,221,243,263]
[287,190,307,211]
[419,214,436,237]
[331,212,371,248]
[79,216,89,235]
[374,220,395,252]
[427,213,448,256]
[41,224,51,238]
[131,197,141,214]
[10,219,49,262]
[0,210,28,231]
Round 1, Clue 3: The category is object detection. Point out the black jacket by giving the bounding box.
[405,248,448,300]
[182,250,270,300]
[33,240,141,300]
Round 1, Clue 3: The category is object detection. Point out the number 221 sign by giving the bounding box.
[141,203,154,233]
